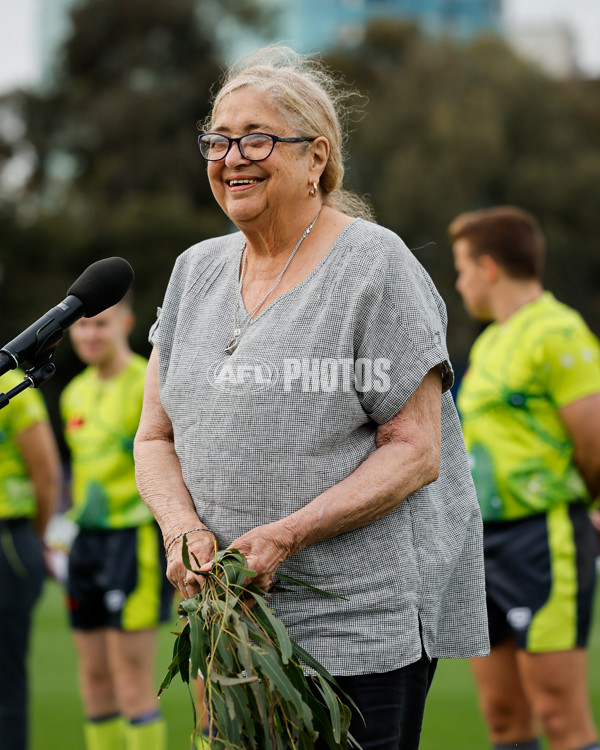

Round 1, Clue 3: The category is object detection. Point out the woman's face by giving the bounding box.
[207,87,315,228]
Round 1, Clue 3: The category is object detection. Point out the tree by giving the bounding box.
[0,0,271,341]
[0,0,268,429]
[325,22,600,366]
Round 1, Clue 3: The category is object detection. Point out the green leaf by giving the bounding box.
[290,637,363,722]
[189,611,206,678]
[179,596,201,615]
[252,647,313,729]
[182,534,203,573]
[247,591,293,664]
[314,675,342,743]
[210,672,259,686]
[307,692,345,749]
[278,573,348,599]
[157,662,176,695]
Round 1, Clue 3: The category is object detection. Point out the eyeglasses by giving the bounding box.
[198,132,316,162]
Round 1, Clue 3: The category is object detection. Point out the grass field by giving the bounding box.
[30,578,600,750]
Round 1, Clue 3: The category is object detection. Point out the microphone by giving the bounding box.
[0,257,134,376]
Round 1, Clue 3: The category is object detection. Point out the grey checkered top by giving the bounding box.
[150,218,489,675]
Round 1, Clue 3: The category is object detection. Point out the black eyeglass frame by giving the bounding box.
[198,132,316,162]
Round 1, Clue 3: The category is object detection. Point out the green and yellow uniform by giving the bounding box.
[458,292,600,651]
[0,370,48,520]
[61,354,153,529]
[458,292,600,521]
[60,354,170,633]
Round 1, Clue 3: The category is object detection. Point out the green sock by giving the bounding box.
[84,714,125,750]
[125,713,166,750]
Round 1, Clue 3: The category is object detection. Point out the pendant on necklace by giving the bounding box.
[225,328,242,355]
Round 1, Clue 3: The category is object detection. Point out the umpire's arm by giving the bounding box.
[560,392,600,499]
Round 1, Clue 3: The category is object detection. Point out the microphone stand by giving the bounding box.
[0,349,57,410]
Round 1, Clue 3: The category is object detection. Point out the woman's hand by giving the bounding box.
[165,528,217,599]
[209,523,294,592]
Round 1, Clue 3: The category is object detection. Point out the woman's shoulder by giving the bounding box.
[177,232,244,267]
[166,232,244,288]
[340,219,429,281]
[337,219,446,322]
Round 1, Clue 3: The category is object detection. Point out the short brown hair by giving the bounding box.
[448,206,545,280]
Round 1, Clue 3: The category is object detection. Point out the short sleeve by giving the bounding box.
[147,249,193,368]
[541,321,600,408]
[148,307,162,347]
[4,372,49,434]
[355,234,454,424]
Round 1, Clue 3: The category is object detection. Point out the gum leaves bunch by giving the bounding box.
[159,544,362,749]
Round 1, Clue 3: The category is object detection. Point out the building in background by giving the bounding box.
[258,0,501,54]
[506,22,578,78]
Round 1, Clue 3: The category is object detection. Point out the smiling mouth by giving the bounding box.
[227,178,263,187]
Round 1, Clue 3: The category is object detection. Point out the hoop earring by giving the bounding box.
[309,181,318,197]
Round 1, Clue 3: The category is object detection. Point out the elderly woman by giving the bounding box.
[134,48,488,749]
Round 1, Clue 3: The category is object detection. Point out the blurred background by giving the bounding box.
[0,1,599,747]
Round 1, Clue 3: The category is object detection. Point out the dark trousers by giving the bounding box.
[314,651,438,750]
[0,520,46,750]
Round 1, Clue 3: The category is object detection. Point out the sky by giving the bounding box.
[504,0,600,75]
[0,0,599,94]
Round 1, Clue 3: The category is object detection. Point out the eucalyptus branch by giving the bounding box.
[160,542,362,749]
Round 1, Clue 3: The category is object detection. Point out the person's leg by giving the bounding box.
[73,628,126,750]
[103,523,169,749]
[315,651,436,750]
[73,629,117,716]
[513,504,598,750]
[517,648,598,750]
[477,505,598,750]
[470,637,537,747]
[106,628,166,750]
[0,522,45,750]
[106,629,159,718]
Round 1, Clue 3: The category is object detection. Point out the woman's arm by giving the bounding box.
[16,420,62,538]
[222,365,443,590]
[134,348,215,597]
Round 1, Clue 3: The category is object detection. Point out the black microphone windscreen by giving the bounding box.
[68,257,135,317]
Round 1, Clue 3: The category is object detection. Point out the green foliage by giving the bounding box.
[161,546,362,749]
[325,21,600,364]
[0,0,265,372]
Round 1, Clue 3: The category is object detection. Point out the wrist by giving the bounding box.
[271,517,304,559]
[164,527,214,557]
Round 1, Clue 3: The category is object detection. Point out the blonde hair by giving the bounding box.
[204,46,375,221]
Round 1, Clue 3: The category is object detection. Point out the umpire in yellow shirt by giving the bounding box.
[61,296,171,750]
[450,206,600,750]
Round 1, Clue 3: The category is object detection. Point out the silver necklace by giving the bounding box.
[225,209,321,355]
